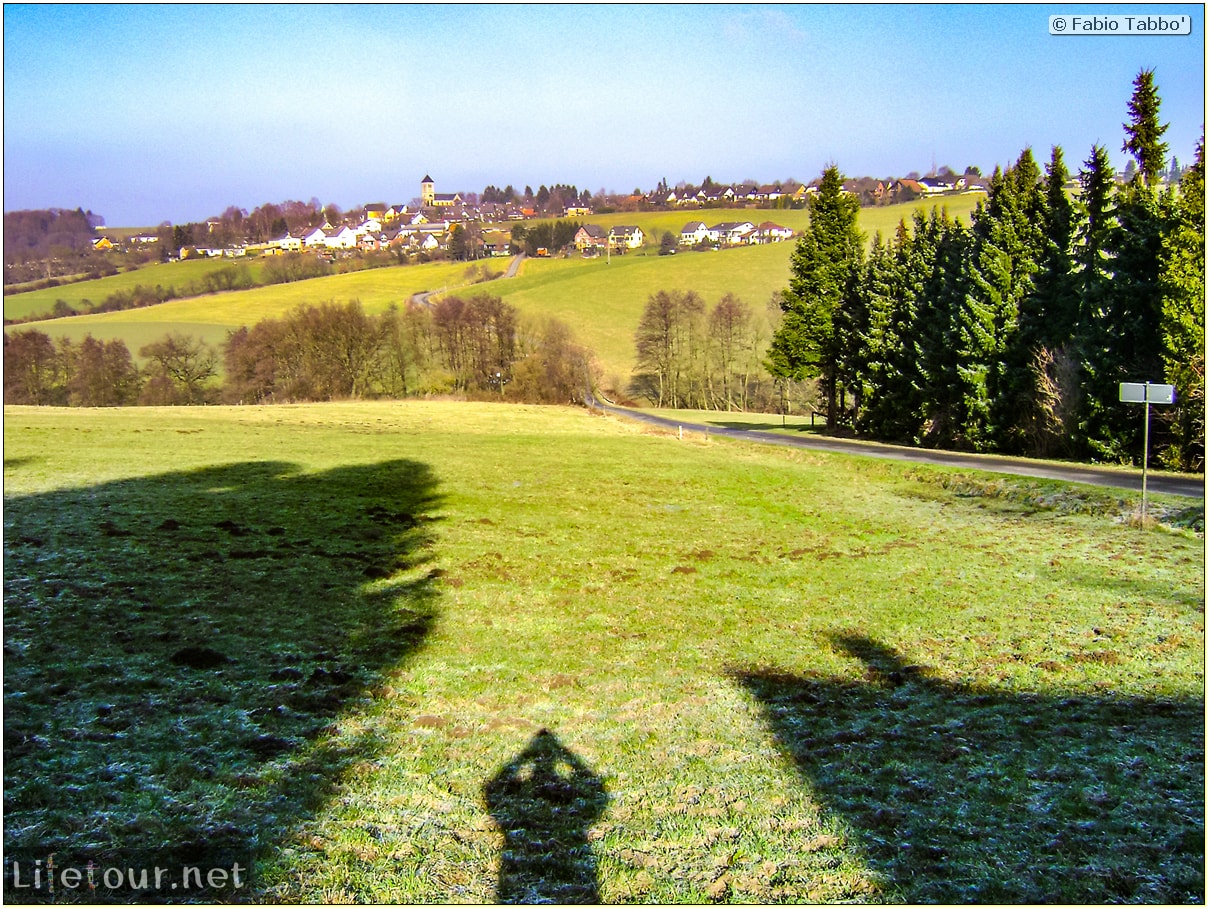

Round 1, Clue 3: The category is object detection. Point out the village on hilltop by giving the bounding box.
[101,171,993,261]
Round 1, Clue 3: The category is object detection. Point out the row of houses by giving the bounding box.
[642,174,988,208]
[645,183,811,207]
[567,219,795,253]
[677,220,794,246]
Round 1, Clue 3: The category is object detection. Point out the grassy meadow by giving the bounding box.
[3,258,274,323]
[4,198,983,383]
[4,400,1203,903]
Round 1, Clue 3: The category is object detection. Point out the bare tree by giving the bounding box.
[139,333,218,404]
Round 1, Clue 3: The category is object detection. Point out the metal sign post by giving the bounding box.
[1119,382,1177,521]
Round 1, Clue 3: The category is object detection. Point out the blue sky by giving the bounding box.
[4,3,1204,226]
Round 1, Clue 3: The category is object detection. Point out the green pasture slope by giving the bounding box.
[6,199,984,381]
[4,259,480,361]
[4,400,1203,903]
[3,258,275,323]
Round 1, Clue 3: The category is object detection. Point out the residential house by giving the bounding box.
[709,221,756,246]
[679,221,711,246]
[323,226,363,249]
[733,184,760,203]
[753,222,793,243]
[92,237,115,251]
[696,186,735,206]
[608,225,645,250]
[573,224,608,251]
[917,175,955,194]
[757,184,784,203]
[301,226,329,248]
[363,203,387,222]
[564,204,592,217]
[270,230,305,252]
[357,232,387,252]
[893,178,927,197]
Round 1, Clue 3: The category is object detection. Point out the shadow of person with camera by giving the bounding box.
[485,729,608,903]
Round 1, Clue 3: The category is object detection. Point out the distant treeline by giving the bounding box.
[4,252,452,326]
[3,208,110,285]
[4,208,101,260]
[4,294,594,408]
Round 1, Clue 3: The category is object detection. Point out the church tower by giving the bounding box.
[421,175,435,208]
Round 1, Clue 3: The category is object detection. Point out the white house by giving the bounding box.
[272,230,306,252]
[679,221,710,246]
[753,222,794,243]
[323,226,363,249]
[608,225,645,250]
[917,175,955,194]
[301,226,329,248]
[709,221,756,245]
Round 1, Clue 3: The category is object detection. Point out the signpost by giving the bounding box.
[1119,382,1177,520]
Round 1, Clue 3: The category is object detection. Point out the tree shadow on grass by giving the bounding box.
[4,459,442,902]
[484,729,608,904]
[732,634,1204,903]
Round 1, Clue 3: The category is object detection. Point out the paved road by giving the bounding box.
[586,394,1205,499]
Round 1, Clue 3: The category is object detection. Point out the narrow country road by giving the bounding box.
[410,253,526,308]
[585,393,1205,499]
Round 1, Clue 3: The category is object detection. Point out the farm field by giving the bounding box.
[4,400,1203,903]
[4,198,984,383]
[3,258,274,323]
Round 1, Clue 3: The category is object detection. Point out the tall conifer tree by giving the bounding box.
[1008,146,1081,454]
[1122,69,1170,186]
[767,165,864,427]
[1158,135,1206,469]
[1083,71,1174,462]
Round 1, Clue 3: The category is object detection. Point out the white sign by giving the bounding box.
[1119,382,1176,404]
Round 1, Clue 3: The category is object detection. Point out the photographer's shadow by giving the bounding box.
[485,729,608,904]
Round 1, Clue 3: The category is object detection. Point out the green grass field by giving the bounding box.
[5,199,983,381]
[4,401,1203,903]
[3,258,275,323]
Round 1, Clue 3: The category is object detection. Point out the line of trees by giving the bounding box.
[768,70,1204,470]
[5,295,596,409]
[632,289,799,412]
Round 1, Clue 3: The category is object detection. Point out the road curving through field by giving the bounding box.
[585,393,1205,499]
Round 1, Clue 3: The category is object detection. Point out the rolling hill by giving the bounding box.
[5,197,984,383]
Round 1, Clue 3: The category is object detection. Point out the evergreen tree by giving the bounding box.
[965,150,1048,450]
[913,209,977,447]
[1072,144,1121,458]
[840,232,903,432]
[1029,147,1079,351]
[1158,135,1206,470]
[1006,146,1081,454]
[1122,69,1170,186]
[766,165,864,426]
[1084,69,1175,462]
